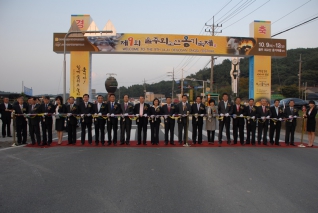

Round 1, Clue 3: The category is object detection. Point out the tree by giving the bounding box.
[281,85,299,98]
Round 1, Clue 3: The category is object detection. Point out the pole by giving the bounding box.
[181,69,184,96]
[22,81,24,94]
[172,68,174,99]
[298,54,302,99]
[211,56,214,94]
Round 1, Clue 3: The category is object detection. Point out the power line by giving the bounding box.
[206,0,233,23]
[215,0,246,24]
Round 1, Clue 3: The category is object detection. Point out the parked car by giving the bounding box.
[271,98,309,110]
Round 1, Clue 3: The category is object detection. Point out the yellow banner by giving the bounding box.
[253,56,271,101]
[70,51,90,98]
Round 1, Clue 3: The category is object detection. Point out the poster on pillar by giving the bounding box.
[70,51,91,98]
[253,56,271,102]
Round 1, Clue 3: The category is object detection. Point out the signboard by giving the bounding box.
[53,33,286,57]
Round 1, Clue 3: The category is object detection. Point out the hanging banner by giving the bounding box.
[53,33,286,57]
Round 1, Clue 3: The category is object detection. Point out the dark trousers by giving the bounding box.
[30,123,41,145]
[233,121,244,144]
[270,121,281,145]
[1,118,11,136]
[120,118,132,144]
[164,119,175,144]
[258,121,268,144]
[285,124,296,145]
[81,121,92,144]
[207,130,215,142]
[107,118,118,144]
[137,117,148,144]
[16,122,27,144]
[246,122,256,145]
[218,118,231,144]
[150,120,160,144]
[68,123,77,144]
[95,119,106,145]
[178,118,188,144]
[192,121,203,144]
[41,120,53,145]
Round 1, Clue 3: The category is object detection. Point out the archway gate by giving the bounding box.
[53,15,286,102]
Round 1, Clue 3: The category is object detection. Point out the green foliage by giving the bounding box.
[281,85,299,98]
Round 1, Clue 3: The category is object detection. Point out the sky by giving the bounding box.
[0,0,317,95]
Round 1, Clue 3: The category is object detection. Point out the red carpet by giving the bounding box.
[24,141,316,148]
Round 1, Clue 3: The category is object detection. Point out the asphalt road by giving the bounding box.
[1,146,318,213]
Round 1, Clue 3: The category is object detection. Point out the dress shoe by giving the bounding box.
[164,142,168,145]
[126,142,130,145]
[120,142,125,145]
[102,143,105,146]
[290,144,296,146]
[7,135,12,137]
[143,142,147,145]
[178,142,182,145]
[170,142,175,145]
[107,143,111,146]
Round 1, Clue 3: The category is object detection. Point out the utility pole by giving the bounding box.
[167,68,175,98]
[297,54,303,98]
[205,16,222,94]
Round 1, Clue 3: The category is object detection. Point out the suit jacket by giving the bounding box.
[0,103,13,120]
[284,106,299,126]
[244,105,258,123]
[66,104,78,125]
[257,105,271,118]
[161,103,178,118]
[13,103,28,125]
[29,103,42,125]
[40,103,55,124]
[78,102,95,123]
[93,102,108,115]
[121,102,134,115]
[306,108,317,126]
[107,102,122,115]
[270,106,284,119]
[149,106,162,123]
[191,103,205,124]
[218,101,233,115]
[232,104,246,125]
[133,103,150,116]
[177,102,191,115]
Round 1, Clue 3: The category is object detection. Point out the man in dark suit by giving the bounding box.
[66,96,78,145]
[244,98,258,145]
[106,94,122,145]
[161,97,178,145]
[269,99,284,146]
[134,96,150,145]
[218,93,233,146]
[120,95,134,145]
[13,96,28,145]
[176,95,191,145]
[78,94,94,145]
[28,97,42,145]
[191,96,205,144]
[0,97,13,138]
[284,100,299,146]
[232,97,245,145]
[257,98,271,145]
[40,96,55,145]
[93,95,108,146]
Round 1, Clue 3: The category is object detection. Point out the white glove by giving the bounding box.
[151,115,154,118]
[220,113,224,116]
[56,112,59,115]
[136,114,139,117]
[233,114,237,118]
[81,114,84,117]
[144,114,147,117]
[239,114,243,117]
[289,115,293,118]
[266,116,270,119]
[67,113,72,117]
[261,116,265,120]
[98,113,102,116]
[111,113,114,117]
[293,115,297,118]
[172,114,175,117]
[225,113,229,117]
[200,114,204,117]
[124,113,128,116]
[164,115,167,118]
[251,116,255,119]
[87,114,91,117]
[279,118,282,121]
[44,113,48,116]
[107,113,110,116]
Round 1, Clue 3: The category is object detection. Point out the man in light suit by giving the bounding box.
[134,96,150,145]
[190,96,206,145]
[176,95,191,145]
[120,95,134,145]
[93,95,108,146]
[284,100,299,146]
[218,93,233,146]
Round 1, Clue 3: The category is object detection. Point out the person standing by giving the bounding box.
[269,99,284,146]
[191,96,205,145]
[149,98,161,145]
[28,97,42,145]
[245,98,258,145]
[177,95,191,145]
[79,94,94,145]
[232,97,245,145]
[120,95,134,145]
[218,93,233,146]
[93,95,108,146]
[257,99,271,145]
[106,94,122,145]
[134,96,150,145]
[40,96,55,146]
[13,96,28,145]
[284,100,299,146]
[161,97,177,145]
[206,99,218,144]
[0,97,13,138]
[54,96,67,145]
[304,100,317,147]
[65,96,77,145]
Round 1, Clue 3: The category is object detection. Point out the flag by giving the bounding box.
[24,86,33,96]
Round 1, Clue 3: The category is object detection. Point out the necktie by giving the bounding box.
[20,105,23,112]
[224,102,227,109]
[168,105,170,113]
[32,105,34,111]
[140,104,143,116]
[98,103,101,112]
[197,104,200,111]
[85,102,87,108]
[276,107,278,115]
[250,106,252,113]
[125,103,127,111]
[71,104,73,109]
[263,106,265,113]
[183,103,186,111]
[45,104,47,111]
[291,107,293,115]
[111,102,113,110]
[237,105,239,112]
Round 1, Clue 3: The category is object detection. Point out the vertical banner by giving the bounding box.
[249,20,271,103]
[70,51,91,98]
